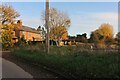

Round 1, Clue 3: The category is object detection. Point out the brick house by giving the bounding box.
[13,20,44,42]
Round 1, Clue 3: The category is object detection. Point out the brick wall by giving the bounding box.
[20,31,42,41]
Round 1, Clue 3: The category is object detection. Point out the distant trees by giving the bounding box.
[95,23,113,38]
[37,26,46,40]
[115,32,120,46]
[42,8,71,46]
[89,32,101,44]
[89,23,114,45]
[80,33,88,43]
[0,4,20,48]
[76,33,88,43]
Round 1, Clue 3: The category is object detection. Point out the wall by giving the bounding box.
[20,31,42,41]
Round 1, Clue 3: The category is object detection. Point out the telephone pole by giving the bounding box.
[45,0,50,53]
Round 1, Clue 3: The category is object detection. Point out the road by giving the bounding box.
[1,51,65,80]
[1,57,33,79]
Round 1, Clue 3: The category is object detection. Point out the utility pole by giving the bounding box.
[45,0,50,53]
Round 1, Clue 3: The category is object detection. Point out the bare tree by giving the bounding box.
[49,8,70,29]
[42,8,71,46]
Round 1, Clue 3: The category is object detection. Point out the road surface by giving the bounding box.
[1,57,33,78]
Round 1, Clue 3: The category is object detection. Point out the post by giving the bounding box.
[45,0,50,53]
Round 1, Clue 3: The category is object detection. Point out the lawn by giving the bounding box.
[12,45,120,79]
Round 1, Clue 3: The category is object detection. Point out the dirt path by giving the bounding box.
[2,51,66,80]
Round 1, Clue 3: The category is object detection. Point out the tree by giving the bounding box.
[42,8,71,46]
[49,8,71,29]
[37,26,46,40]
[89,32,101,44]
[0,4,20,24]
[116,32,120,46]
[41,27,46,40]
[80,33,88,43]
[104,37,115,45]
[1,24,15,48]
[50,26,68,46]
[89,23,113,44]
[0,4,20,48]
[37,26,41,31]
[95,23,113,38]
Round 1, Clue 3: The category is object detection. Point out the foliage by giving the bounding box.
[37,26,46,40]
[80,34,88,43]
[46,8,71,29]
[50,26,68,45]
[96,23,113,38]
[0,4,20,49]
[1,24,15,48]
[89,23,114,45]
[42,8,71,46]
[116,32,120,38]
[0,4,20,24]
[16,35,26,47]
[116,32,120,46]
[89,32,101,43]
[104,37,115,45]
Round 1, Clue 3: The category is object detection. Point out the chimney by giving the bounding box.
[17,20,22,28]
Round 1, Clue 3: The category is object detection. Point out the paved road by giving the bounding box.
[0,57,33,78]
[1,51,62,79]
[0,57,2,79]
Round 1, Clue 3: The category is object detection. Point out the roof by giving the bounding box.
[20,26,40,34]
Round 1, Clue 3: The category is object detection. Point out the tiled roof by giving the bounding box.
[21,26,40,34]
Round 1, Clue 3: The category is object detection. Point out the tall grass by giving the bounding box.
[12,44,120,79]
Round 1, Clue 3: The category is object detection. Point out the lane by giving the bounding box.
[0,57,2,80]
[0,48,2,79]
[2,51,63,79]
[1,57,33,78]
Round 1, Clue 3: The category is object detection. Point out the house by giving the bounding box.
[0,20,45,44]
[13,20,44,42]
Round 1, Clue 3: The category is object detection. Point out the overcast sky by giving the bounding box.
[4,2,118,38]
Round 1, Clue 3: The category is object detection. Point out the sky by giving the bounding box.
[3,2,118,38]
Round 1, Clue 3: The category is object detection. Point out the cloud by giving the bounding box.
[68,12,118,37]
[91,12,118,21]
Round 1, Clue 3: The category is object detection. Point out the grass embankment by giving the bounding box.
[12,45,120,79]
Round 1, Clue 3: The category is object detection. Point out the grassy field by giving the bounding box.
[12,45,120,79]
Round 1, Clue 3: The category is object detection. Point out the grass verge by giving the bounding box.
[12,46,120,79]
